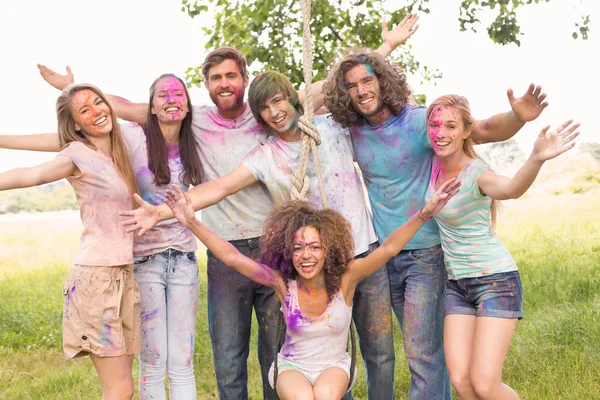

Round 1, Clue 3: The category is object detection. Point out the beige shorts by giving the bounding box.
[62,264,140,359]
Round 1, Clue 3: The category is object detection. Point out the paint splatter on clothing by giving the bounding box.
[425,157,517,279]
[191,104,273,240]
[350,104,439,249]
[243,115,377,255]
[57,141,133,266]
[121,123,197,257]
[279,280,352,374]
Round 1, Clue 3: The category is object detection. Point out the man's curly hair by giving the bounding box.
[260,201,354,303]
[323,52,411,128]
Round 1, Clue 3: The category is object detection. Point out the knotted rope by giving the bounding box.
[290,0,327,208]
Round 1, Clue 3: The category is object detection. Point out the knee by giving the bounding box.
[313,384,340,400]
[104,380,134,400]
[449,373,473,396]
[471,375,500,399]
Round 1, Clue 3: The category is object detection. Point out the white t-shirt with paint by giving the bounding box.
[242,115,377,256]
[191,104,274,241]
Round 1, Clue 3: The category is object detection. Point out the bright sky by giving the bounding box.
[0,0,598,173]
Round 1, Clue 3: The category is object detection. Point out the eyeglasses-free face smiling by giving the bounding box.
[292,226,325,281]
[71,89,113,137]
[205,59,248,118]
[259,92,300,140]
[151,77,189,122]
[427,105,471,158]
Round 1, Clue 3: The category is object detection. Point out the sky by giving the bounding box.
[0,0,598,173]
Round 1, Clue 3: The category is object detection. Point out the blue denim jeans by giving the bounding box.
[387,244,451,400]
[349,242,395,400]
[207,237,281,400]
[134,248,199,400]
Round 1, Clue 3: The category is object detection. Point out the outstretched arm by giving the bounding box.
[37,64,148,125]
[0,133,60,152]
[0,156,77,191]
[472,83,549,144]
[345,178,461,285]
[120,164,257,236]
[165,185,287,301]
[375,14,420,57]
[299,15,419,117]
[478,120,579,200]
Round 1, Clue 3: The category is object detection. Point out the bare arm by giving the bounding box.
[478,120,579,200]
[0,156,77,191]
[164,186,287,302]
[120,164,258,235]
[472,83,549,144]
[0,133,60,152]
[374,14,420,57]
[345,178,461,285]
[37,64,148,125]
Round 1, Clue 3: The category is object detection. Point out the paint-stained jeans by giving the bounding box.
[207,237,280,400]
[134,248,199,400]
[348,242,395,400]
[387,244,451,400]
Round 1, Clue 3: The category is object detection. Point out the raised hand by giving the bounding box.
[119,193,161,236]
[422,178,461,219]
[37,64,74,91]
[507,83,549,123]
[382,14,419,50]
[531,120,580,162]
[164,185,197,227]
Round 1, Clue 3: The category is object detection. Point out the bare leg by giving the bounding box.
[444,314,478,400]
[313,366,349,400]
[277,370,315,400]
[470,317,519,400]
[90,354,135,400]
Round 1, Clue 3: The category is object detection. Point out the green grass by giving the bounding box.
[1,192,599,399]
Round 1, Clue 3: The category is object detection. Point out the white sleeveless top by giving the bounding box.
[279,280,353,370]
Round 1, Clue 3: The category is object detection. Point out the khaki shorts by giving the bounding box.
[62,264,140,359]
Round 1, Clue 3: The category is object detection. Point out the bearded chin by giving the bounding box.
[210,92,245,112]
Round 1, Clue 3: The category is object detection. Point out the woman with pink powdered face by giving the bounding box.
[424,94,579,400]
[0,73,204,400]
[160,174,459,400]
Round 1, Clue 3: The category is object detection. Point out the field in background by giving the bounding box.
[1,190,599,399]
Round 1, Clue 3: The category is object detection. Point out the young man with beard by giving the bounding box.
[322,52,548,400]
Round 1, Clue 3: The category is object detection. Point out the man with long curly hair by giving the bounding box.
[323,52,549,400]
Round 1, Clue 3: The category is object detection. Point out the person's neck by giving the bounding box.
[438,151,471,177]
[218,102,246,120]
[88,135,112,156]
[365,106,393,126]
[158,121,182,145]
[277,126,302,143]
[297,273,327,294]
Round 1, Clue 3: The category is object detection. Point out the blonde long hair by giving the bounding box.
[56,83,138,199]
[426,94,500,230]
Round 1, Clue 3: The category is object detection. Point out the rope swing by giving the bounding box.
[290,0,328,208]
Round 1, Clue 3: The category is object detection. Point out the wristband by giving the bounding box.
[418,205,431,222]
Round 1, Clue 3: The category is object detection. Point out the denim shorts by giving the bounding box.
[445,271,523,319]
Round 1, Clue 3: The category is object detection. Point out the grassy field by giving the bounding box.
[1,192,599,399]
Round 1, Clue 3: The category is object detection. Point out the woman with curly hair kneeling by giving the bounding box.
[163,181,459,400]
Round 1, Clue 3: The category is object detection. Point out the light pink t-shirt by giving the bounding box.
[191,104,273,240]
[121,123,197,257]
[58,141,134,266]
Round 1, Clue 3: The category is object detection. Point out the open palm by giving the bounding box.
[532,120,580,162]
[507,83,548,122]
[164,185,196,226]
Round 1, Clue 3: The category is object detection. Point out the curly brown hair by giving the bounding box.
[323,52,411,128]
[260,201,355,302]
